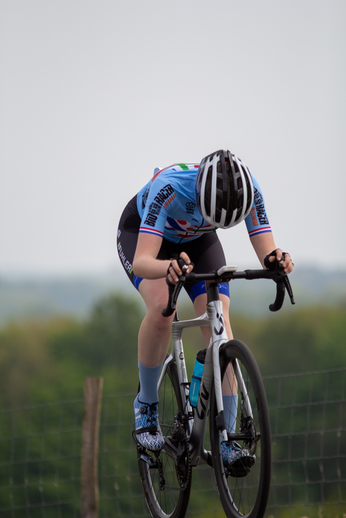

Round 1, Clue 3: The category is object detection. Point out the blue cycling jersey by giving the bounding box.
[136,163,271,243]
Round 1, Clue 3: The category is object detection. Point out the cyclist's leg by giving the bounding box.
[138,277,174,367]
[118,197,174,370]
[132,278,174,451]
[117,199,172,450]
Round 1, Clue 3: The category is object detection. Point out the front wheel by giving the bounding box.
[210,340,271,518]
[137,359,192,518]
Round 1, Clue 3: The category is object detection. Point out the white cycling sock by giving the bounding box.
[138,361,162,404]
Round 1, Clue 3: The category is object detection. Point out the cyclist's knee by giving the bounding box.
[145,301,173,332]
[140,280,171,313]
[139,290,172,331]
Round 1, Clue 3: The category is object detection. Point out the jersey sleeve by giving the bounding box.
[245,175,272,238]
[139,177,177,239]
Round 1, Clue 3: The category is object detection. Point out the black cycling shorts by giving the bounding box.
[117,195,230,302]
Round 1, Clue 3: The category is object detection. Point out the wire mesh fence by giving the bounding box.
[0,399,83,517]
[265,368,346,518]
[1,368,346,517]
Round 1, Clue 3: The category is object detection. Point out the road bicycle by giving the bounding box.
[134,261,295,518]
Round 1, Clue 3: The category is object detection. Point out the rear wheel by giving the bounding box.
[210,340,271,518]
[137,359,192,518]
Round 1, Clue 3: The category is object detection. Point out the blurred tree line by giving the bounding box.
[0,292,345,517]
[1,291,346,408]
[0,294,142,409]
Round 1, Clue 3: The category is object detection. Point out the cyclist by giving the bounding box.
[117,149,294,467]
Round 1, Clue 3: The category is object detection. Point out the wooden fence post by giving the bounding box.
[81,377,103,518]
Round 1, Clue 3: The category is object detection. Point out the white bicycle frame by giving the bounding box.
[157,293,253,468]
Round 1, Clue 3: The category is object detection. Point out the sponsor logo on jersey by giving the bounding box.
[148,201,161,216]
[141,187,149,210]
[117,242,133,274]
[253,187,269,225]
[250,207,258,227]
[186,201,196,215]
[153,184,174,206]
[163,192,176,208]
[165,218,216,239]
[143,184,175,227]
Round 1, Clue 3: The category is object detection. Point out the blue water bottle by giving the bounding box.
[189,349,207,408]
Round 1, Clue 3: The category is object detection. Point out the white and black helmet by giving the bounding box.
[195,149,254,229]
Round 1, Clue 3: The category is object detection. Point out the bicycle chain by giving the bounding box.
[171,417,191,489]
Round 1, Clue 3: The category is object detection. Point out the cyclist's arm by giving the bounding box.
[132,233,192,281]
[133,233,169,279]
[250,233,294,274]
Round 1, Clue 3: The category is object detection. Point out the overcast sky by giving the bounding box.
[0,0,345,276]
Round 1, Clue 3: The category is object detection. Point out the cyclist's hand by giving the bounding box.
[167,252,194,284]
[265,249,294,274]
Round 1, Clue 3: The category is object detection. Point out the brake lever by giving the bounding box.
[282,273,295,305]
[162,277,185,317]
[269,268,295,312]
[161,258,192,317]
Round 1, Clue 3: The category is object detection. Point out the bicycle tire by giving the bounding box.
[137,359,192,518]
[210,339,271,518]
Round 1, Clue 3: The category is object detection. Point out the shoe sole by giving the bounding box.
[227,456,255,478]
[134,431,165,452]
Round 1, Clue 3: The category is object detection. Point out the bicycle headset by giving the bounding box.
[195,149,254,229]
